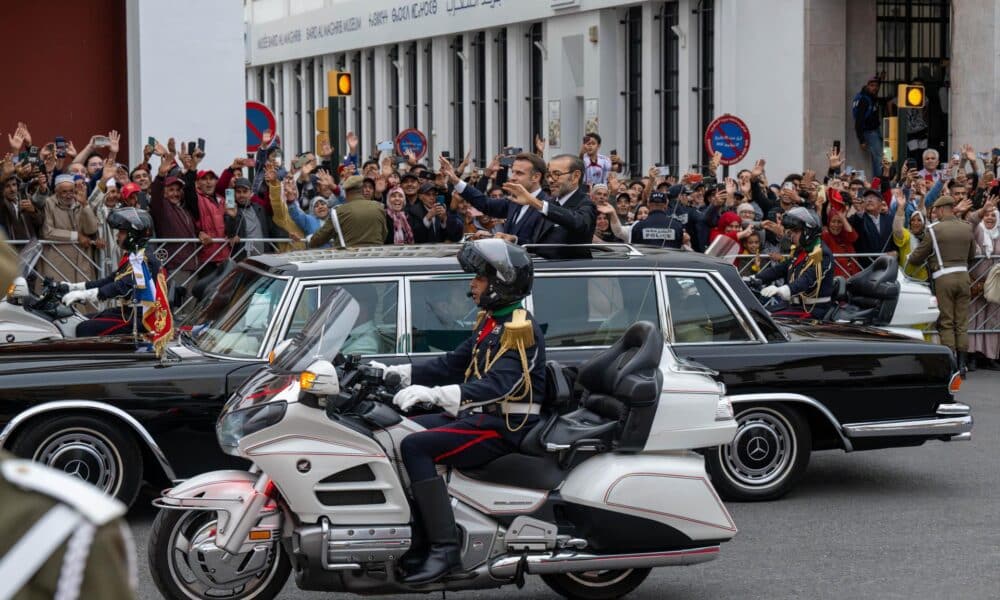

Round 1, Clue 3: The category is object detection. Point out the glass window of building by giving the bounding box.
[405,42,418,129]
[472,31,486,167]
[451,35,464,156]
[388,45,400,137]
[528,23,543,144]
[496,29,508,146]
[659,2,680,175]
[624,6,643,175]
[698,0,715,168]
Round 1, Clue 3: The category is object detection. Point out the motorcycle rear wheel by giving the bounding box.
[148,508,290,600]
[541,568,651,600]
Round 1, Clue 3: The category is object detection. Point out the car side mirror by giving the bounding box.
[299,359,340,396]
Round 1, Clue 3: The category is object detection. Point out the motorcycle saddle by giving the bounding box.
[460,453,566,491]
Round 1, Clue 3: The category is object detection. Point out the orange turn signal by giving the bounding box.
[248,530,272,541]
[949,372,962,394]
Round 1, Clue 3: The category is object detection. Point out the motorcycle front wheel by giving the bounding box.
[542,568,651,600]
[148,508,291,600]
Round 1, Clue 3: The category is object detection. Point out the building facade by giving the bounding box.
[246,0,996,180]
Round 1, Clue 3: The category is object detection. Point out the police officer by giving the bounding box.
[754,207,835,318]
[906,195,977,375]
[0,451,136,599]
[628,190,687,248]
[371,239,545,584]
[59,208,165,339]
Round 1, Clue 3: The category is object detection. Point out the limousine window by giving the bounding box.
[288,281,399,355]
[665,276,751,343]
[410,277,479,352]
[532,275,659,348]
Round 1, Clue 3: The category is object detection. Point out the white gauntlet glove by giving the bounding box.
[392,384,461,416]
[368,361,412,386]
[62,288,100,305]
[761,285,791,301]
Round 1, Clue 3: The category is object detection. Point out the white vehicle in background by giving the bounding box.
[147,290,740,600]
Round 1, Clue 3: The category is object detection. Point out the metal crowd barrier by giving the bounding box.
[5,239,1000,334]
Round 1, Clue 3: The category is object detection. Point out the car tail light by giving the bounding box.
[949,372,962,394]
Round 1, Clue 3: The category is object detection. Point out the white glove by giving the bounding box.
[761,285,791,300]
[62,281,86,292]
[393,384,461,416]
[393,385,433,412]
[368,361,412,386]
[62,288,100,305]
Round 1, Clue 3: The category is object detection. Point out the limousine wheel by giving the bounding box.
[542,568,651,600]
[706,404,811,502]
[11,413,143,507]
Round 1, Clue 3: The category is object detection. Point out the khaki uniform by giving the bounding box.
[0,234,17,293]
[309,199,387,248]
[0,453,135,600]
[907,215,977,352]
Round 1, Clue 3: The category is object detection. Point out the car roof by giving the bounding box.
[246,243,736,277]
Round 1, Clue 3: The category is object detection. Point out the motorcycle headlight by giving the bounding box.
[216,401,287,456]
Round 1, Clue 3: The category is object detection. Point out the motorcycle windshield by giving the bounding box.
[273,288,360,373]
[17,240,42,279]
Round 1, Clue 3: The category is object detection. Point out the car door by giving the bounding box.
[658,271,769,388]
[405,273,477,361]
[530,271,664,367]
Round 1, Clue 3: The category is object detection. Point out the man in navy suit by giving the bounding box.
[440,153,547,244]
[506,154,596,247]
[848,188,894,255]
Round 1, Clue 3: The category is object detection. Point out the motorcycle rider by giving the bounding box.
[754,206,835,318]
[372,239,545,584]
[60,207,174,354]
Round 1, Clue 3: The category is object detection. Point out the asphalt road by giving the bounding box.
[130,371,1000,600]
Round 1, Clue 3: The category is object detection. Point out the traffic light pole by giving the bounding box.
[328,97,343,168]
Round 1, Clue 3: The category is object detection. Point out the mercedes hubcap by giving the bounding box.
[722,410,795,488]
[35,429,120,495]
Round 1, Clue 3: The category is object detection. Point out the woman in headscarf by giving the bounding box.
[891,187,928,281]
[822,209,860,277]
[384,186,414,245]
[968,202,1000,369]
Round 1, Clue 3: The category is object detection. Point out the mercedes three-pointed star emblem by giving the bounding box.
[747,436,770,461]
[64,459,91,481]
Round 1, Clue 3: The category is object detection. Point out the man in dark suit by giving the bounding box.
[440,153,546,244]
[408,182,463,244]
[507,153,595,246]
[848,188,894,254]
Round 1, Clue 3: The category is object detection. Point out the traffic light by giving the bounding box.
[328,71,352,97]
[897,83,926,109]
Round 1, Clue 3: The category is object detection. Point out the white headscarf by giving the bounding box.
[978,209,1000,258]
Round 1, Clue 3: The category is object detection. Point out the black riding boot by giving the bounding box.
[403,477,461,584]
[957,350,969,379]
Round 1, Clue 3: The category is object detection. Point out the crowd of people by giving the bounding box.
[2,121,999,368]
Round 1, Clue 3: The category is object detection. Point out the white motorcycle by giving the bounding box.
[148,288,739,600]
[0,241,86,343]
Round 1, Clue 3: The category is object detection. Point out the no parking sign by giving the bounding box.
[395,129,428,160]
[704,114,751,166]
[246,101,276,153]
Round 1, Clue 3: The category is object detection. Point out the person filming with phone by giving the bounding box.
[406,181,462,244]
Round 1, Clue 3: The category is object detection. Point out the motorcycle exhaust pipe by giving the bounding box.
[488,545,720,579]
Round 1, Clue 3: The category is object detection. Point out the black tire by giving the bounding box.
[541,568,651,600]
[706,403,811,502]
[10,412,143,507]
[148,508,291,600]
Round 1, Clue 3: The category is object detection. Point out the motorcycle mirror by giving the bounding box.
[300,359,340,396]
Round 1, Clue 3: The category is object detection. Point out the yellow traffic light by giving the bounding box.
[897,83,925,109]
[327,71,352,97]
